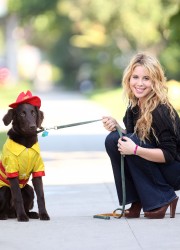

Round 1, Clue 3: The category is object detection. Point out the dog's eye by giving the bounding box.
[20,112,26,117]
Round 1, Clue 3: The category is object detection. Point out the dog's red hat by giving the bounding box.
[9,90,41,108]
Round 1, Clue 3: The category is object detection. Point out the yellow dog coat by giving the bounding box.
[0,138,45,188]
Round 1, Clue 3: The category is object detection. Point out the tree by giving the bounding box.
[6,0,180,89]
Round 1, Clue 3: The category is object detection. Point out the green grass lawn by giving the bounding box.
[0,83,31,108]
[87,87,128,120]
[0,132,7,154]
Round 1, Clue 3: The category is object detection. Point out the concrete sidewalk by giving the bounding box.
[1,89,180,250]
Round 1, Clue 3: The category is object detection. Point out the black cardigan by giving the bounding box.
[123,104,180,164]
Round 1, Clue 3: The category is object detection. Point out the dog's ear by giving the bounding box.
[37,109,44,128]
[3,109,14,126]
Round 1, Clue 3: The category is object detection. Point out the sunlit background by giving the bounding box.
[0,0,179,93]
[0,4,180,246]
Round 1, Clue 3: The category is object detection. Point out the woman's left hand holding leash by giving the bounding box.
[117,136,137,156]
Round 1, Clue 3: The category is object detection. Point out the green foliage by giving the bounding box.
[170,9,180,42]
[160,45,180,79]
[8,0,58,19]
[161,6,180,79]
[6,0,180,89]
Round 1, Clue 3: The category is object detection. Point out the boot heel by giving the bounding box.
[144,196,179,219]
[170,196,179,218]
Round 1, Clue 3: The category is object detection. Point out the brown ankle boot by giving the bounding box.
[125,202,142,218]
[144,196,179,219]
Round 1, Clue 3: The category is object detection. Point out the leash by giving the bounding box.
[37,118,126,220]
[93,126,126,220]
[37,119,102,136]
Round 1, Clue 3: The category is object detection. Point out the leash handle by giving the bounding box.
[93,215,110,220]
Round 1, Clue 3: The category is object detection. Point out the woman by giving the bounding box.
[103,52,180,219]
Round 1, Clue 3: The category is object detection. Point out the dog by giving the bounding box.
[0,90,50,222]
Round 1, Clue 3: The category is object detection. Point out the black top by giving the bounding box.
[123,104,180,164]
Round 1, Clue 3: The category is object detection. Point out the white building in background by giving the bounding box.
[0,0,18,84]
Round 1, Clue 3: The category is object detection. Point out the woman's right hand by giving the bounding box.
[102,116,119,131]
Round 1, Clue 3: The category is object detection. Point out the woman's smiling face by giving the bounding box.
[130,65,153,104]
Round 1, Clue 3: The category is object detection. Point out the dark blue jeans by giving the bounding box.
[105,131,180,211]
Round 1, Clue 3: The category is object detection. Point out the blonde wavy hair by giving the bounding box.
[122,52,175,142]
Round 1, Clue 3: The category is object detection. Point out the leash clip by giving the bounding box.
[42,128,49,137]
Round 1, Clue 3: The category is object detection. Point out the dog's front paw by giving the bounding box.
[0,214,8,220]
[39,212,50,221]
[27,211,39,219]
[17,213,29,222]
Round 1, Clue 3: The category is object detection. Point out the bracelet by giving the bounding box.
[134,145,138,155]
